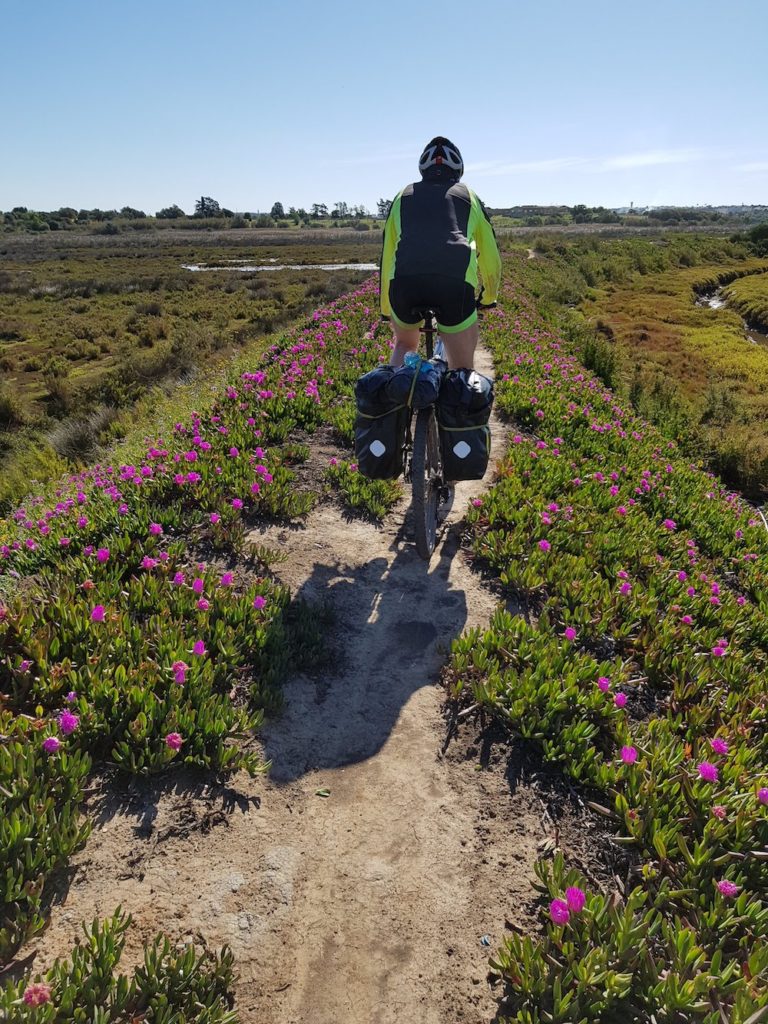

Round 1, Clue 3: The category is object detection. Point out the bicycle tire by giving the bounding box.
[412,407,442,560]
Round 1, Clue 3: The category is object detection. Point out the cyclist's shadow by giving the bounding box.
[259,518,469,783]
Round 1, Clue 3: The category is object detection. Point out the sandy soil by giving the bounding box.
[27,348,610,1023]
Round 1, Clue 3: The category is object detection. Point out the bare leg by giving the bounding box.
[389,324,420,367]
[440,322,479,370]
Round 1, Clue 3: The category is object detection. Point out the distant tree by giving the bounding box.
[221,208,234,217]
[56,207,78,223]
[332,201,349,219]
[310,203,328,219]
[156,204,186,219]
[194,196,221,218]
[120,206,146,219]
[377,197,392,219]
[270,202,285,219]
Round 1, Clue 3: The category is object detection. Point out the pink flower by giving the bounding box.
[91,605,106,622]
[232,498,244,510]
[58,710,79,735]
[619,582,632,596]
[172,571,185,585]
[192,577,205,595]
[698,761,719,783]
[681,615,693,625]
[221,572,234,586]
[614,692,627,708]
[621,745,638,764]
[472,499,483,508]
[197,598,210,611]
[716,880,740,898]
[597,676,611,692]
[615,506,627,516]
[96,547,110,563]
[663,519,676,530]
[165,732,183,751]
[677,571,688,581]
[149,522,163,535]
[710,738,729,756]
[210,512,221,525]
[65,691,77,703]
[711,646,726,657]
[565,886,586,913]
[757,788,768,805]
[141,556,157,570]
[712,805,727,820]
[538,539,551,552]
[43,736,61,753]
[192,640,206,656]
[23,983,52,1007]
[562,626,577,642]
[253,595,266,611]
[549,899,570,925]
[172,660,187,684]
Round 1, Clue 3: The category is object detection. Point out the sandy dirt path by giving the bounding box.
[30,348,558,1023]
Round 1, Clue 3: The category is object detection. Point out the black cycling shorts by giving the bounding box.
[389,274,477,333]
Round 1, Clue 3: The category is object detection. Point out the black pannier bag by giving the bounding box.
[383,358,447,410]
[436,369,494,481]
[354,366,409,479]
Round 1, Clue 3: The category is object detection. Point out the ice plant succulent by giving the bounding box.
[549,899,570,925]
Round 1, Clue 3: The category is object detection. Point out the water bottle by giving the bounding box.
[404,352,429,374]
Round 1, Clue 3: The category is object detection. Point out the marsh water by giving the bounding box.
[182,262,378,272]
[696,288,768,346]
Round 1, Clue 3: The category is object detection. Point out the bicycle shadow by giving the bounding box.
[257,507,477,783]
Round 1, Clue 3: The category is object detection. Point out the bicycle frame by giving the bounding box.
[401,309,451,559]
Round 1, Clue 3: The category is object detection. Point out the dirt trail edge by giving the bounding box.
[31,347,547,1024]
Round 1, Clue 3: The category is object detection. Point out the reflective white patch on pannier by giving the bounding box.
[370,439,386,457]
[453,441,471,459]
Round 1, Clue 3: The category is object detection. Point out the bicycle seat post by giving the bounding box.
[411,307,436,360]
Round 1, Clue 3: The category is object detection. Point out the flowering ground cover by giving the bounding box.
[0,279,393,1011]
[2,255,766,1020]
[452,277,768,1021]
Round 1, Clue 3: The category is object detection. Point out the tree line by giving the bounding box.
[2,197,392,233]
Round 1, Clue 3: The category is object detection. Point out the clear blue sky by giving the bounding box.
[2,0,766,214]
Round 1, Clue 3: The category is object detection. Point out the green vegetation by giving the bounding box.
[0,234,379,511]
[447,279,768,1021]
[1,911,237,1023]
[513,233,768,495]
[0,277,389,976]
[3,239,767,1020]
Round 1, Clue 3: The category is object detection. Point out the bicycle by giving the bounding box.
[401,307,453,560]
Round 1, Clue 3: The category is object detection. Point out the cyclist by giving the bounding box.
[380,136,502,370]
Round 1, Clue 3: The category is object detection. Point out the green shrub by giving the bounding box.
[0,384,26,428]
[1,910,238,1023]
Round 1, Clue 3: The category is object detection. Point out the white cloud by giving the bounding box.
[466,157,588,177]
[600,149,707,170]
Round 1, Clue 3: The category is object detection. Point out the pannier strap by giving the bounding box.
[357,404,407,420]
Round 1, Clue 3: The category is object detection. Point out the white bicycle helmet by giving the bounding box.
[418,137,464,178]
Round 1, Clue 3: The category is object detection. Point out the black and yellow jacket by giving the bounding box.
[380,178,502,317]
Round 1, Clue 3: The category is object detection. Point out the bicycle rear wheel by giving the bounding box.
[412,407,443,560]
